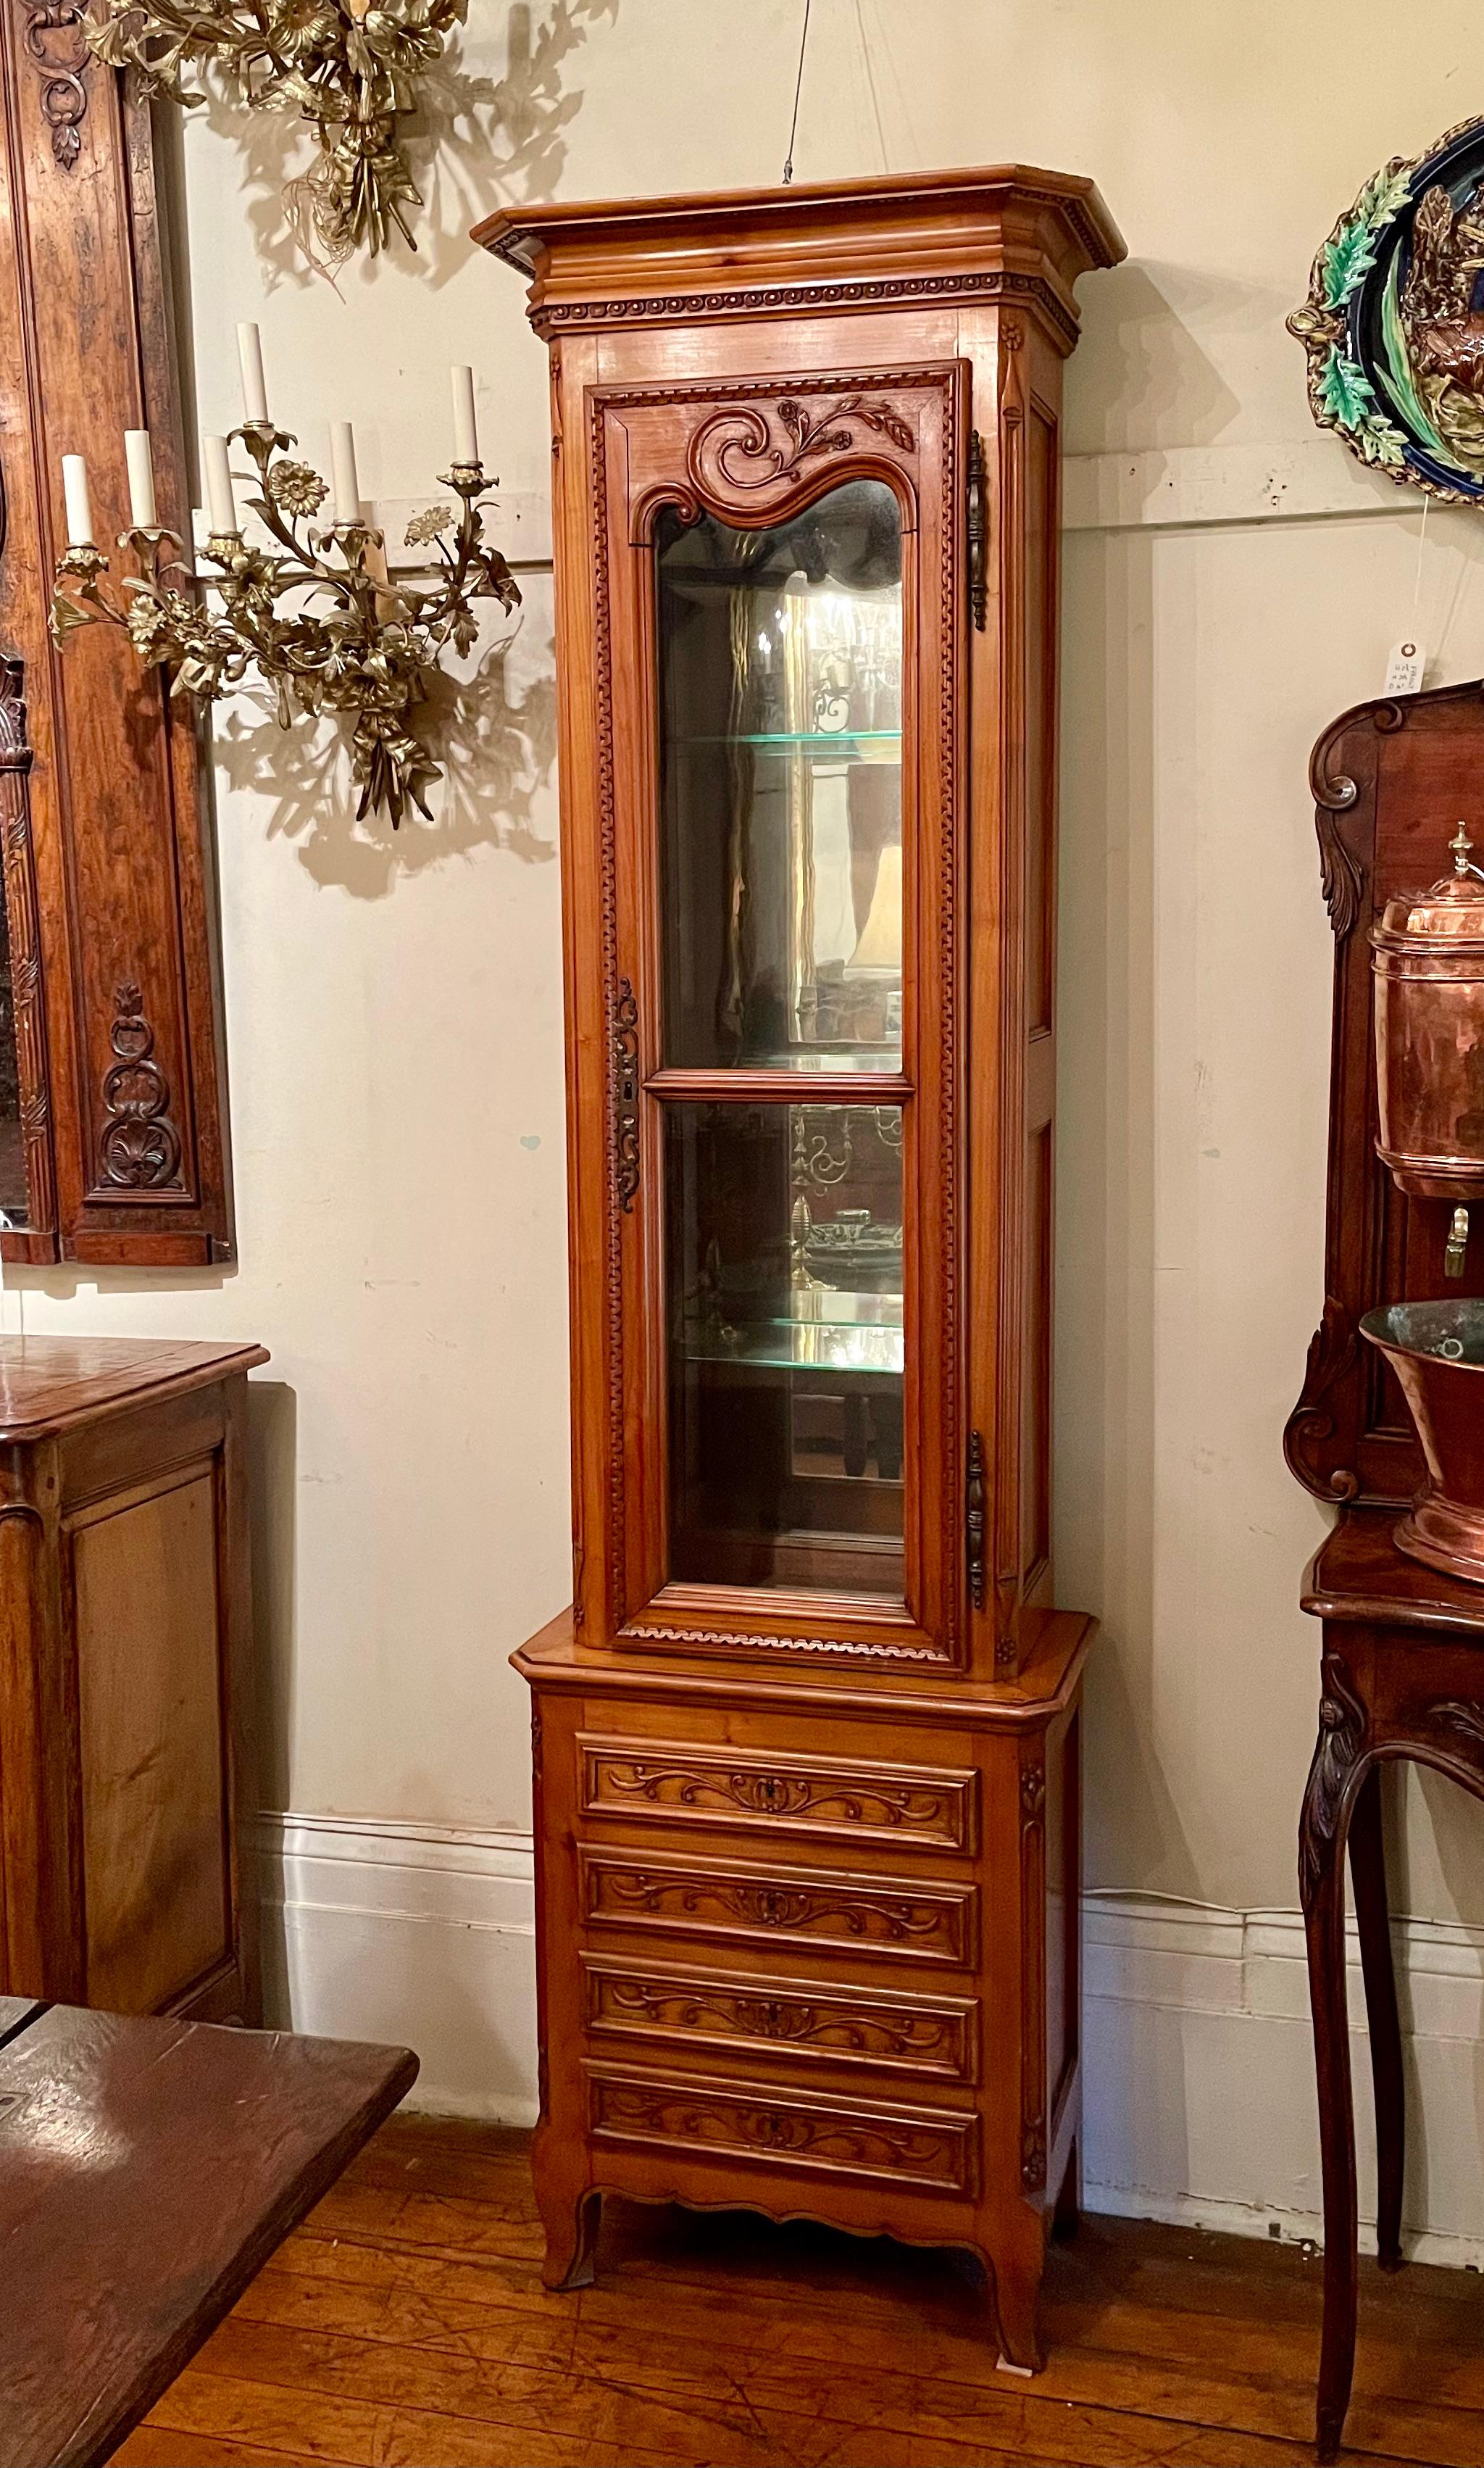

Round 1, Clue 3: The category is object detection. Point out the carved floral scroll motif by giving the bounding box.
[98,984,181,1191]
[20,2,92,171]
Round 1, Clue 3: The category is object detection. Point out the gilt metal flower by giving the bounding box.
[404,504,454,547]
[267,460,330,519]
[85,0,470,270]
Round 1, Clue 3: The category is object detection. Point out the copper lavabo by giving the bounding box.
[1372,823,1484,1212]
[1368,819,1484,1584]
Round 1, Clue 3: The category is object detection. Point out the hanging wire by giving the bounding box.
[1409,494,1430,636]
[851,0,889,171]
[781,0,813,185]
[860,0,922,167]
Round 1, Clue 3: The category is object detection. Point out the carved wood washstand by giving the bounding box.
[1287,681,1484,2460]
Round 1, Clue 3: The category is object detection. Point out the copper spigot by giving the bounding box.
[1447,1204,1471,1279]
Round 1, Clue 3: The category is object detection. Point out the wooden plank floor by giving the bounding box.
[110,2114,1483,2468]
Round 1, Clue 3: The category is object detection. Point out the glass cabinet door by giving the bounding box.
[656,482,904,1077]
[596,367,964,1658]
[654,479,906,1602]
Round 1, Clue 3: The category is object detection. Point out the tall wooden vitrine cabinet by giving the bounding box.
[478,165,1122,2367]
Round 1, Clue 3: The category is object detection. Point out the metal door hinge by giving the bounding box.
[967,429,989,633]
[966,1429,987,1610]
[612,976,640,1213]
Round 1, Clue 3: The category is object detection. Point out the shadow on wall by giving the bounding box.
[1071,261,1244,454]
[210,620,558,899]
[247,1379,298,1824]
[201,0,621,295]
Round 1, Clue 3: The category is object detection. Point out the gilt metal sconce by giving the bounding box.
[50,347,520,829]
[85,0,468,268]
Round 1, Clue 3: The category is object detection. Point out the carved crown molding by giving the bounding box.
[533,268,1080,352]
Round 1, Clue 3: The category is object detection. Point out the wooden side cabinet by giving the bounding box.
[479,166,1123,2367]
[0,1336,265,2020]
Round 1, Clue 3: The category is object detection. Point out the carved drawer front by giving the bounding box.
[583,1955,976,2082]
[588,2061,978,2194]
[580,1848,973,1964]
[578,1736,977,1853]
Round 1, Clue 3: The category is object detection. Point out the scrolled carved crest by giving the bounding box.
[687,392,917,508]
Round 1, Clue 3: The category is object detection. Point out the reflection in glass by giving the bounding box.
[656,480,903,1073]
[665,1101,904,1597]
[0,891,28,1226]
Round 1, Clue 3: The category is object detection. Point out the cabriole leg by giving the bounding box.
[536,2177,601,2292]
[989,2222,1046,2374]
[1300,1650,1369,2466]
[1347,1762,1404,2272]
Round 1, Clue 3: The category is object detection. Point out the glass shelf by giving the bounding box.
[745,1050,902,1073]
[684,1290,905,1379]
[671,731,902,750]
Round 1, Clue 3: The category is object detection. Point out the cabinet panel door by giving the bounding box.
[585,364,968,1663]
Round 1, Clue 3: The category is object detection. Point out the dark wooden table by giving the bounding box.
[0,1998,417,2467]
[1300,1509,1484,2462]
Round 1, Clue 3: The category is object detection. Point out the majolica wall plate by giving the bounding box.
[1291,116,1484,504]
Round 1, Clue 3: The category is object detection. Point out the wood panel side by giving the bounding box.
[71,1463,229,2011]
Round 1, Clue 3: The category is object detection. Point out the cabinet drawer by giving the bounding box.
[580,1846,974,1965]
[578,1734,976,1853]
[583,1953,976,2082]
[588,2061,978,2194]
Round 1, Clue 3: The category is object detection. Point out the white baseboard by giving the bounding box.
[259,1812,538,2124]
[257,1816,1484,2265]
[1084,1894,1484,2267]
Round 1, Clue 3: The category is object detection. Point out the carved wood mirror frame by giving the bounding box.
[0,7,232,1266]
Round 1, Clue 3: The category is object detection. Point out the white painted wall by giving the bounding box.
[14,0,1484,2233]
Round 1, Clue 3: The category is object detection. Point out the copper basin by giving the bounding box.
[1362,1300,1484,1585]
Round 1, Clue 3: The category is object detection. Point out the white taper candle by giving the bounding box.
[62,454,94,547]
[236,323,270,426]
[124,430,158,530]
[451,365,479,466]
[330,421,361,526]
[203,435,238,538]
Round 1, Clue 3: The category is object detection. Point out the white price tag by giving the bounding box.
[1384,638,1427,694]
